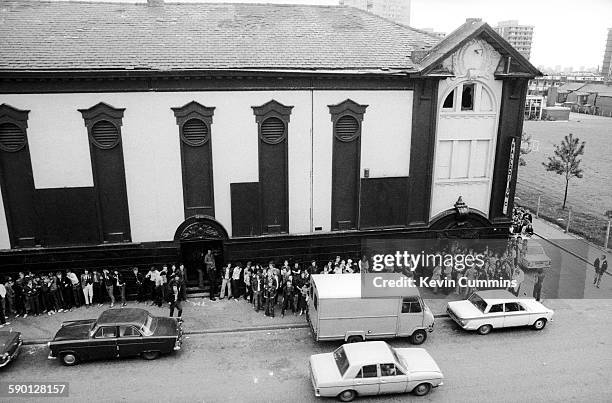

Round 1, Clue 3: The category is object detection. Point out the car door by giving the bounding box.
[397,297,423,336]
[352,364,380,396]
[378,363,409,394]
[503,302,531,327]
[486,303,505,328]
[90,326,118,360]
[117,325,144,358]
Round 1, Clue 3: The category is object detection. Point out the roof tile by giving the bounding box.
[0,1,441,73]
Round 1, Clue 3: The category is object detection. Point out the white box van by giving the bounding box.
[307,274,434,345]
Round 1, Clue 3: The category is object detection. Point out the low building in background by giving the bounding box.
[558,82,612,116]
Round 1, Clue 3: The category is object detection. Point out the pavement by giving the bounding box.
[530,214,612,298]
[2,298,611,403]
[3,295,459,345]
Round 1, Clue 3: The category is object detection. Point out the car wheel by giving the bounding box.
[60,352,78,366]
[338,389,357,402]
[532,318,547,330]
[409,329,427,345]
[346,336,362,343]
[413,383,432,396]
[142,351,160,360]
[477,324,492,335]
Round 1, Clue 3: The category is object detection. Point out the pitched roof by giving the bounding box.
[0,1,441,74]
[414,18,541,78]
[580,83,612,96]
[557,82,586,93]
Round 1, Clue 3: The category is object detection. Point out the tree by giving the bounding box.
[519,131,533,166]
[542,133,585,209]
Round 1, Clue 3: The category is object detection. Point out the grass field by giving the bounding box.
[516,113,612,246]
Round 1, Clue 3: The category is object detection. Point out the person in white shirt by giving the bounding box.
[231,263,243,299]
[511,266,525,296]
[0,282,9,327]
[66,269,82,308]
[80,269,94,307]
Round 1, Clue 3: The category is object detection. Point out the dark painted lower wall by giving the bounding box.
[230,182,260,237]
[0,222,510,285]
[360,176,409,229]
[35,187,100,246]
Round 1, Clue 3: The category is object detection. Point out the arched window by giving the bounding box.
[171,101,216,218]
[252,100,293,234]
[78,102,131,243]
[328,99,368,231]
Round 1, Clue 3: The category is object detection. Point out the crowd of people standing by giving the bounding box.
[203,250,366,318]
[0,265,189,327]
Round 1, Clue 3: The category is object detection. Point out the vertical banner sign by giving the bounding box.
[503,137,517,215]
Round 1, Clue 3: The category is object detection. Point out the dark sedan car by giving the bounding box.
[0,331,23,368]
[48,308,183,366]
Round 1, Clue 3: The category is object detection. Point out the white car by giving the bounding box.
[519,240,552,270]
[309,341,443,401]
[447,290,554,335]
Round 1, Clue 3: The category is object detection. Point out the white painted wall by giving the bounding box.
[430,79,502,218]
[311,91,413,232]
[0,89,412,247]
[0,188,9,249]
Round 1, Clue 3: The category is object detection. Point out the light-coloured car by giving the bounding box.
[519,240,551,270]
[309,341,443,402]
[447,290,554,335]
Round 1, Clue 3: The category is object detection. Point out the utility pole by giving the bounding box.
[605,210,612,250]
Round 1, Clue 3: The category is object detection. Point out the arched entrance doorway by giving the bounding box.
[429,197,495,239]
[174,215,228,287]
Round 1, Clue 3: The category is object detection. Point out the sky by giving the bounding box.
[49,0,612,70]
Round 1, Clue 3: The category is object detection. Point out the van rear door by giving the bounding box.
[308,281,319,337]
[397,297,423,336]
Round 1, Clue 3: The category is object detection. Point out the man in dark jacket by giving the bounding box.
[168,275,183,318]
[280,277,295,317]
[264,277,277,317]
[251,269,263,312]
[594,255,608,288]
[114,270,127,307]
[133,267,145,303]
[101,269,115,307]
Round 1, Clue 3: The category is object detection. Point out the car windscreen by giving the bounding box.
[391,347,406,371]
[468,294,487,312]
[527,245,545,255]
[333,346,350,376]
[140,315,154,336]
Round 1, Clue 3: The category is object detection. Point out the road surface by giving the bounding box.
[2,299,611,403]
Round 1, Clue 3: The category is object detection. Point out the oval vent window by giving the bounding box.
[91,120,120,149]
[335,115,359,141]
[182,118,209,146]
[0,123,27,152]
[260,117,286,144]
